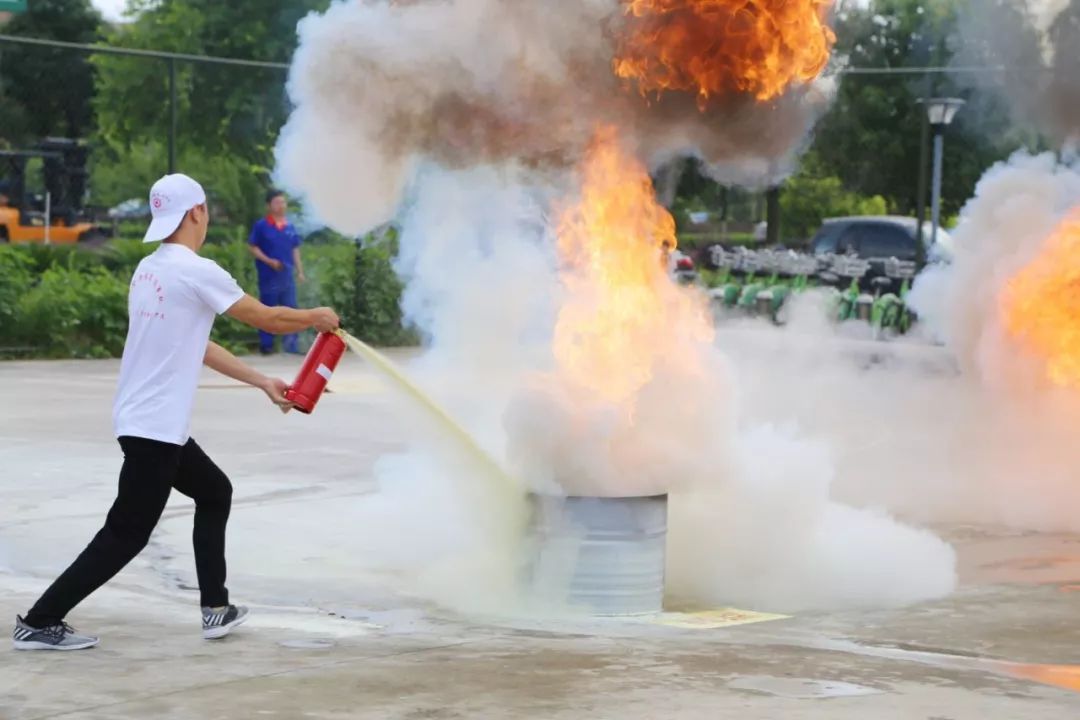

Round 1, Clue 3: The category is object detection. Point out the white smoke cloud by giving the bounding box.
[677,152,1080,547]
[334,166,555,613]
[718,316,1080,539]
[908,151,1080,387]
[277,0,957,615]
[1030,0,1072,31]
[821,152,1080,539]
[276,0,836,233]
[953,0,1080,143]
[325,165,958,615]
[668,424,957,613]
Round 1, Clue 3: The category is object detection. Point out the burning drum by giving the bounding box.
[525,494,668,616]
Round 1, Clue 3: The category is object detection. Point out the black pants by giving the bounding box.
[25,437,233,628]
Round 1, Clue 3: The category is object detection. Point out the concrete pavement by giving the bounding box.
[2,354,1079,719]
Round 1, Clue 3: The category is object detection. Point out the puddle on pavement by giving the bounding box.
[728,676,882,699]
[328,607,429,631]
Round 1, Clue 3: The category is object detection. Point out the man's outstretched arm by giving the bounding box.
[203,341,292,411]
[225,294,338,335]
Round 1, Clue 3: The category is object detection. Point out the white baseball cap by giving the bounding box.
[143,173,207,243]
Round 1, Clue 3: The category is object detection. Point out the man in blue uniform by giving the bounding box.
[248,190,306,354]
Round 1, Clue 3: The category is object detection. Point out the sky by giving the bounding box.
[83,0,892,27]
[92,0,127,23]
[90,0,876,25]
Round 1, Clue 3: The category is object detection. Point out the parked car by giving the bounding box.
[107,198,151,221]
[669,249,698,285]
[809,216,952,291]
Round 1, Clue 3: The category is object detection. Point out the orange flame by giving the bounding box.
[613,0,836,108]
[553,126,713,405]
[1001,211,1080,388]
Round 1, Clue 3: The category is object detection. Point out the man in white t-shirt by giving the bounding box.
[12,174,340,651]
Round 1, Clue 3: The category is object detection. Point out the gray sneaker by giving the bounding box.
[12,616,99,651]
[202,604,249,640]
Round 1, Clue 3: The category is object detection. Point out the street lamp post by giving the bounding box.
[921,97,965,249]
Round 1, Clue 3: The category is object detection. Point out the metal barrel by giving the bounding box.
[526,494,668,616]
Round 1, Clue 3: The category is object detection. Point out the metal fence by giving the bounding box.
[0,33,287,174]
[0,33,1010,244]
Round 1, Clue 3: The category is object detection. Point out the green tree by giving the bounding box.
[92,0,328,163]
[0,0,102,146]
[670,0,1017,240]
[89,140,266,226]
[814,0,1014,217]
[780,152,888,243]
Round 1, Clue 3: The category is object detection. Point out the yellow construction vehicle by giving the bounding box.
[0,140,108,245]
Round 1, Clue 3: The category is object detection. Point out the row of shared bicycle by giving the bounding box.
[702,246,919,334]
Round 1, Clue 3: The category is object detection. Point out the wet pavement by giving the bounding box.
[1,354,1079,719]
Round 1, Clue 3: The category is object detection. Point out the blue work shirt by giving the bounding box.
[249,216,301,290]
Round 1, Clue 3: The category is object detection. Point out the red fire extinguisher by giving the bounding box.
[285,330,347,414]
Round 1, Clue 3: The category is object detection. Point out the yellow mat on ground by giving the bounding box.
[652,608,790,629]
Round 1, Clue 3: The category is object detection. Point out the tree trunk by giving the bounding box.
[719,186,729,242]
[654,158,688,209]
[765,186,781,246]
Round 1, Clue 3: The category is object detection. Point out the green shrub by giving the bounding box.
[100,238,155,276]
[16,265,129,358]
[2,231,417,359]
[201,237,258,293]
[698,269,726,289]
[0,247,34,344]
[780,152,890,245]
[17,243,98,275]
[90,141,269,226]
[679,231,757,250]
[300,233,418,347]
